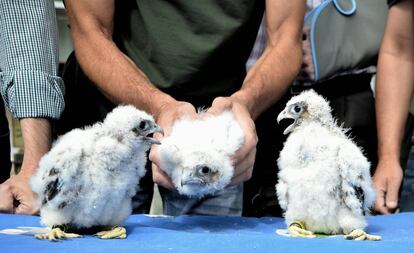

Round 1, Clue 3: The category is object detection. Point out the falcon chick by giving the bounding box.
[31,105,163,241]
[276,90,380,241]
[158,110,244,198]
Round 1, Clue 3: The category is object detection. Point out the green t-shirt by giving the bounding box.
[114,0,264,100]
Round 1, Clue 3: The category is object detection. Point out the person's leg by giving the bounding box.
[57,52,154,213]
[0,99,11,183]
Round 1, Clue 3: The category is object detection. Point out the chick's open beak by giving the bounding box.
[144,124,164,145]
[277,109,288,124]
[277,109,296,135]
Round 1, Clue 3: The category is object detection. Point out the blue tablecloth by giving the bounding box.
[0,213,413,253]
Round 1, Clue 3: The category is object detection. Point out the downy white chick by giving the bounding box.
[31,105,163,240]
[276,90,380,240]
[158,111,244,198]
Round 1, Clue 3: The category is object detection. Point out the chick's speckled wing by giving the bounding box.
[31,129,91,219]
[337,140,376,214]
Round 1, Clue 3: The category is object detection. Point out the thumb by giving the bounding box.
[12,191,39,215]
[14,203,39,215]
[385,180,401,210]
[0,185,15,213]
[209,97,232,115]
[206,106,223,116]
[14,203,27,215]
[374,188,389,214]
[14,201,39,215]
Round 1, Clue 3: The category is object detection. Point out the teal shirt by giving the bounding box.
[114,0,264,100]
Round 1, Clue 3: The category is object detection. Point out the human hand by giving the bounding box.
[0,171,39,215]
[372,158,403,214]
[149,101,198,190]
[207,96,258,186]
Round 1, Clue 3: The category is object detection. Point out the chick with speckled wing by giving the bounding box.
[31,105,163,241]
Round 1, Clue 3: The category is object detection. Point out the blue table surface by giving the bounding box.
[0,212,413,253]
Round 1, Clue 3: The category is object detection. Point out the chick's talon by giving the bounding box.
[96,226,127,239]
[288,221,316,238]
[344,229,381,241]
[35,227,81,241]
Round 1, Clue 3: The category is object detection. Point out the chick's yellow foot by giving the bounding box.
[96,226,127,239]
[344,229,381,241]
[35,227,81,241]
[288,221,316,238]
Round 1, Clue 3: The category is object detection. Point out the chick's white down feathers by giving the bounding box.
[276,90,376,235]
[31,105,158,229]
[158,111,244,198]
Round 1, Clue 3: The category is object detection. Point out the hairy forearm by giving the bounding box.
[237,37,302,120]
[376,53,414,161]
[19,118,51,176]
[71,30,176,119]
[64,0,176,119]
[236,0,304,120]
[376,0,414,162]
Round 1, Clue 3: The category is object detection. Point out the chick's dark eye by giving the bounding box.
[201,166,211,174]
[139,121,148,130]
[293,105,302,113]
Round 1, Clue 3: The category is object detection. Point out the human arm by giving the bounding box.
[0,0,64,214]
[64,0,181,120]
[373,0,414,214]
[207,0,306,185]
[0,119,51,214]
[64,0,199,189]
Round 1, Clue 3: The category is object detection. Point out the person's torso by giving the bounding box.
[114,0,264,101]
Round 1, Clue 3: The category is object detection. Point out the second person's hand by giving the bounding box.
[207,96,258,186]
[149,101,199,190]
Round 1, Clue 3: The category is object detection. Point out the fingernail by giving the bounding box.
[388,201,397,207]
